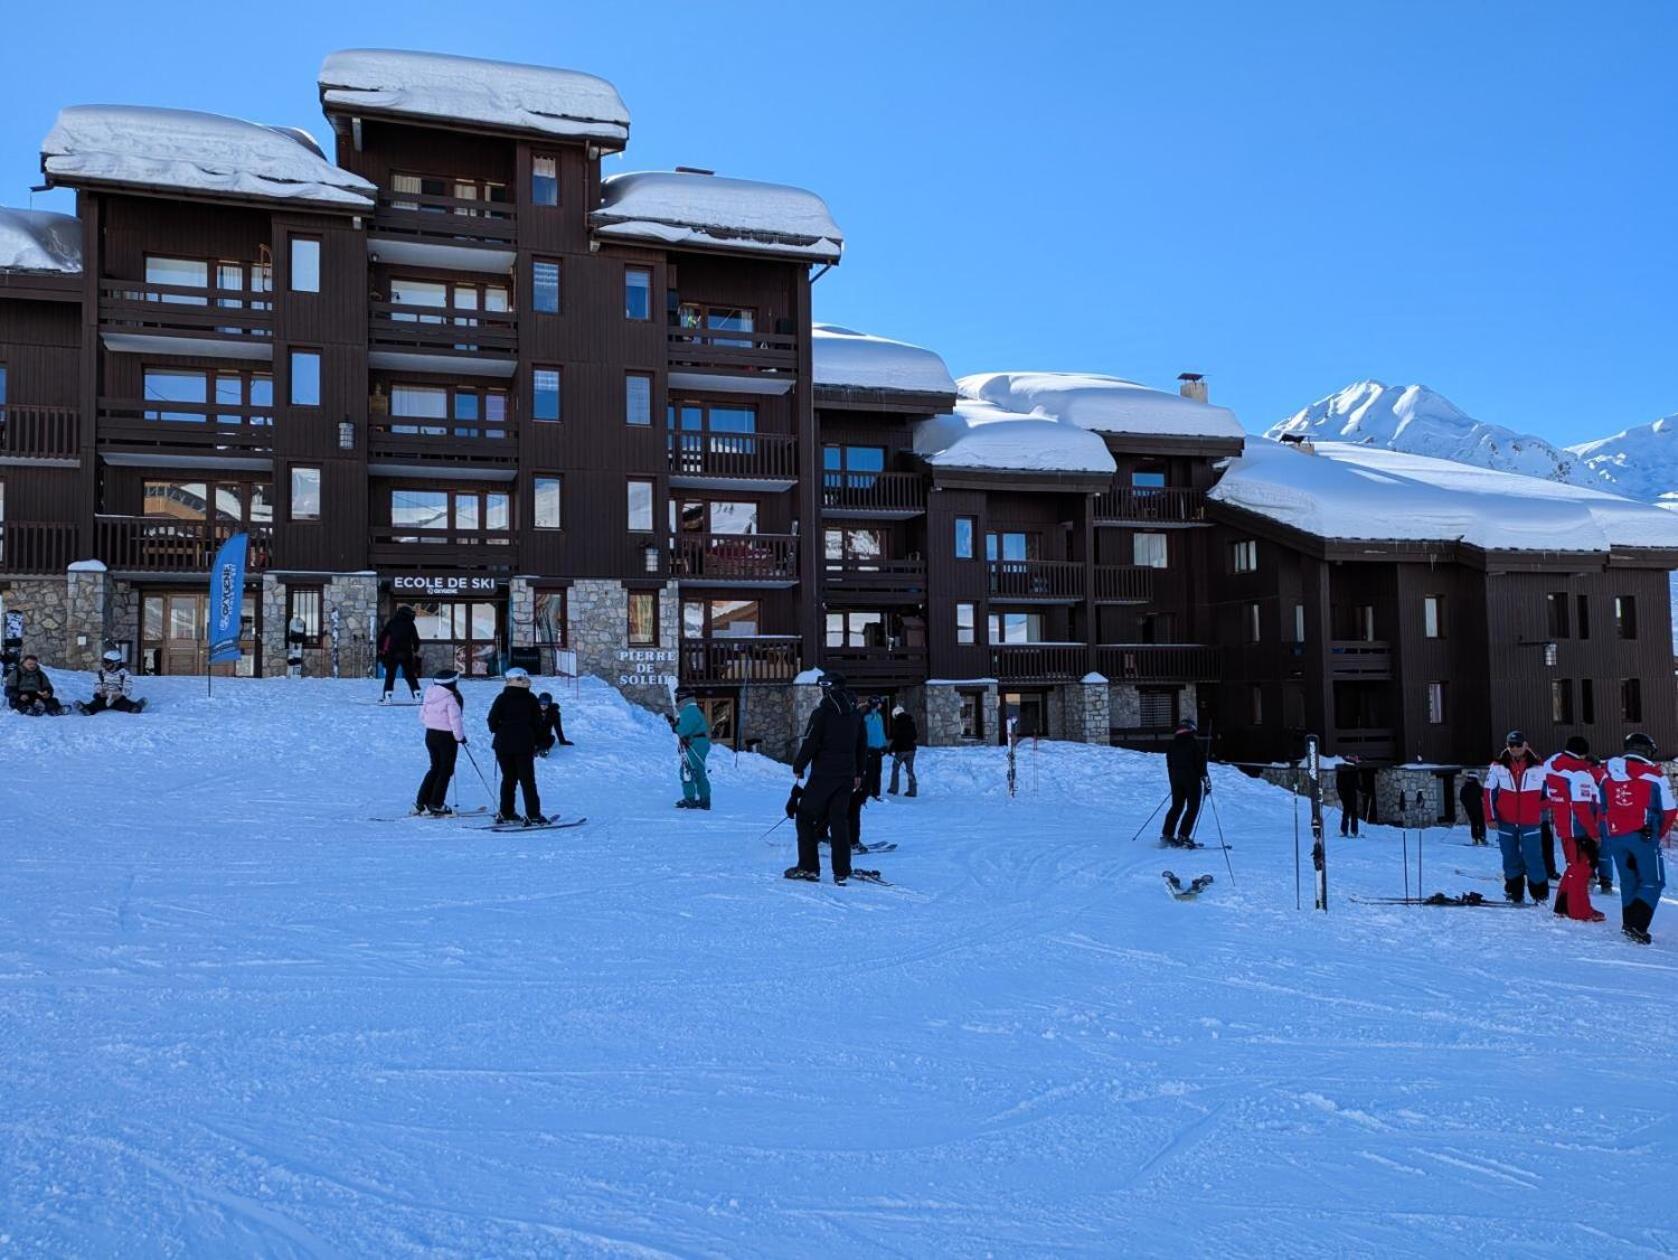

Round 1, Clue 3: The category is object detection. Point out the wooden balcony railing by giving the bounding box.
[1097,643,1221,682]
[668,430,798,482]
[97,399,276,457]
[1329,640,1393,678]
[99,280,273,342]
[0,521,78,573]
[367,415,518,468]
[1335,727,1397,761]
[820,644,929,684]
[1094,486,1207,525]
[679,636,801,685]
[988,559,1085,601]
[368,528,516,571]
[821,471,927,515]
[369,301,518,355]
[96,516,273,573]
[990,643,1089,681]
[671,532,799,583]
[820,558,927,600]
[372,191,518,247]
[1092,565,1155,603]
[667,326,798,376]
[0,405,79,460]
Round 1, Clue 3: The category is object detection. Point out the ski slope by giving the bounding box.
[2,676,1675,1256]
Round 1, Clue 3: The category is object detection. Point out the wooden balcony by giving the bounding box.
[1097,643,1221,683]
[991,643,1089,682]
[680,636,801,685]
[371,192,517,249]
[96,516,274,573]
[667,327,798,381]
[1329,640,1392,679]
[97,399,276,461]
[671,533,798,586]
[668,430,798,489]
[988,559,1084,603]
[367,415,519,473]
[820,471,926,518]
[820,644,928,686]
[1335,727,1397,761]
[0,405,79,462]
[368,302,519,373]
[820,558,927,603]
[1094,486,1207,526]
[0,521,78,573]
[99,281,273,357]
[368,528,516,572]
[1092,564,1155,604]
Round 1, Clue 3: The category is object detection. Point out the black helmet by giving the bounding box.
[1564,735,1590,757]
[819,671,848,689]
[539,691,553,703]
[1625,732,1658,759]
[1504,729,1527,748]
[1176,718,1197,734]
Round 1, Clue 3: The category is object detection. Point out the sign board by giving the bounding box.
[617,647,677,688]
[389,574,502,598]
[207,532,249,664]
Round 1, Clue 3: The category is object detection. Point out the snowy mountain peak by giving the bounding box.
[1566,412,1678,501]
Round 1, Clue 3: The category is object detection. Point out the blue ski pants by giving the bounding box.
[1497,823,1546,887]
[681,742,711,805]
[1606,831,1665,916]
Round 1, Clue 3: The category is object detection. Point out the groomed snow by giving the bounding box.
[0,206,82,273]
[914,397,1116,475]
[1210,437,1678,552]
[961,371,1245,441]
[811,324,957,396]
[594,172,842,262]
[42,106,374,209]
[319,49,630,144]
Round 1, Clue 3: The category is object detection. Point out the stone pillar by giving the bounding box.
[508,576,536,650]
[64,561,109,670]
[259,574,287,677]
[567,578,680,711]
[325,573,379,678]
[1378,766,1440,828]
[923,680,998,745]
[1064,673,1111,744]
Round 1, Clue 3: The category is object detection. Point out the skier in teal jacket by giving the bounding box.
[672,690,713,810]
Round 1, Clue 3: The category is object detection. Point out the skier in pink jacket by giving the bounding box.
[414,668,467,816]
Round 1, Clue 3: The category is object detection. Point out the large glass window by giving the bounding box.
[628,591,658,646]
[533,259,560,313]
[1424,596,1444,639]
[1133,532,1168,568]
[954,517,976,560]
[290,467,321,521]
[289,236,321,293]
[625,266,652,320]
[534,477,563,530]
[985,531,1035,562]
[1427,682,1446,724]
[392,489,449,530]
[988,611,1044,644]
[687,599,762,639]
[146,256,209,301]
[826,610,885,648]
[627,479,655,531]
[290,350,321,406]
[707,501,758,535]
[532,155,559,206]
[1131,465,1167,490]
[824,528,884,564]
[1552,679,1574,724]
[956,602,976,645]
[533,368,561,422]
[143,368,208,422]
[625,372,653,426]
[1616,595,1638,640]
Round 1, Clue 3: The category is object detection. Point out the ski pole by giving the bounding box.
[1292,768,1302,911]
[1402,828,1410,901]
[1208,791,1236,887]
[758,815,789,844]
[1129,793,1170,843]
[461,743,496,801]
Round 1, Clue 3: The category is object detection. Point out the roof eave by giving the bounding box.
[321,99,629,151]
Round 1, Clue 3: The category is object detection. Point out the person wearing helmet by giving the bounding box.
[1486,730,1549,904]
[414,668,467,817]
[78,649,145,715]
[486,668,547,824]
[786,671,866,884]
[670,687,712,810]
[376,605,422,704]
[1543,735,1607,922]
[1600,732,1675,944]
[862,696,888,801]
[4,652,64,716]
[534,691,573,756]
[1160,718,1208,847]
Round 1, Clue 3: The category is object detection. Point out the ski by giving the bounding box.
[856,842,898,854]
[367,806,489,822]
[473,817,588,833]
[847,869,893,886]
[1159,840,1232,852]
[1350,893,1526,908]
[1162,870,1215,901]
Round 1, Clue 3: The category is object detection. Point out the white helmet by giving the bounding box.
[102,649,123,665]
[503,667,531,687]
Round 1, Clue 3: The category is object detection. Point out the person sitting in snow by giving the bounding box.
[4,653,65,715]
[78,649,145,714]
[535,691,573,756]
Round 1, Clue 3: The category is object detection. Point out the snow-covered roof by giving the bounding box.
[1209,438,1678,554]
[0,207,82,273]
[960,371,1244,442]
[593,171,842,263]
[319,49,629,144]
[812,324,956,397]
[913,398,1115,476]
[42,106,375,209]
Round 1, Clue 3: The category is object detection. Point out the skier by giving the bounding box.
[78,650,145,715]
[4,653,65,715]
[887,703,918,797]
[670,688,712,810]
[534,691,573,756]
[862,696,888,801]
[1600,732,1675,944]
[1485,730,1549,904]
[1459,772,1488,845]
[485,667,547,825]
[376,605,422,704]
[285,613,307,678]
[1160,718,1209,848]
[1335,754,1362,837]
[786,671,866,884]
[1543,735,1606,922]
[414,668,466,817]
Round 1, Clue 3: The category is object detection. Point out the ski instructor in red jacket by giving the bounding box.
[1486,730,1549,905]
[1600,732,1675,944]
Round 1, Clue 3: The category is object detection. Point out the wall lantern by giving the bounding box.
[338,417,356,451]
[643,545,661,574]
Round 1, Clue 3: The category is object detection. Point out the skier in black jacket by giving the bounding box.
[535,691,573,755]
[1161,718,1209,847]
[377,605,422,703]
[1459,774,1488,845]
[1335,755,1362,837]
[786,671,867,884]
[887,704,919,797]
[486,667,547,824]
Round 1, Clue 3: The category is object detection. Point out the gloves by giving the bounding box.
[785,783,803,819]
[664,714,678,730]
[458,737,467,746]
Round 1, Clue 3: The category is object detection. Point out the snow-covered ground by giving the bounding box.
[4,675,1676,1256]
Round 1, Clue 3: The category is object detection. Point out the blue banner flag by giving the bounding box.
[207,532,249,664]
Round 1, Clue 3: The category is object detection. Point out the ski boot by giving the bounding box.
[524,813,550,826]
[783,866,819,881]
[494,812,519,825]
[693,800,711,811]
[411,803,429,816]
[1599,876,1614,895]
[675,799,694,809]
[428,806,454,818]
[379,693,391,705]
[410,689,423,703]
[1527,879,1549,907]
[1623,902,1654,945]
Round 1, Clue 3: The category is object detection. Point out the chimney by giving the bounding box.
[1177,372,1208,404]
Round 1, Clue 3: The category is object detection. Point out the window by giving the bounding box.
[1552,679,1574,724]
[533,367,561,422]
[1138,687,1177,730]
[142,368,207,421]
[389,488,509,536]
[1576,595,1590,640]
[532,259,560,313]
[1139,612,1174,644]
[532,155,559,206]
[985,531,1036,562]
[1581,678,1595,725]
[289,236,320,293]
[1616,595,1638,640]
[1427,682,1446,724]
[389,383,508,439]
[954,516,976,560]
[1249,685,1264,725]
[625,266,652,320]
[1293,603,1306,644]
[392,172,509,212]
[625,372,653,426]
[1133,532,1168,569]
[826,610,885,648]
[1232,539,1257,573]
[627,479,655,531]
[1621,678,1643,723]
[289,350,320,406]
[1546,592,1570,638]
[955,602,976,645]
[0,363,6,406]
[1424,596,1444,639]
[686,599,761,639]
[959,691,985,741]
[391,489,449,529]
[534,476,563,530]
[144,479,268,523]
[1131,465,1167,490]
[286,586,324,645]
[145,255,209,298]
[824,528,885,564]
[628,591,658,646]
[290,466,321,521]
[1245,602,1261,643]
[534,589,569,650]
[987,611,1044,644]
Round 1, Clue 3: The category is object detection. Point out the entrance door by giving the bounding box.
[142,590,260,676]
[163,592,202,676]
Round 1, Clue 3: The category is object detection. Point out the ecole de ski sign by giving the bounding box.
[389,574,501,597]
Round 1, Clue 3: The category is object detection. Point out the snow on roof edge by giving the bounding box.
[0,207,82,273]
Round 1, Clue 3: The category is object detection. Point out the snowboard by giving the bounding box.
[473,817,587,833]
[1162,870,1215,901]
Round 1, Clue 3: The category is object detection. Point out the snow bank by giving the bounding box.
[0,207,81,273]
[42,106,374,208]
[960,371,1244,441]
[593,171,842,262]
[1211,438,1678,552]
[811,324,955,396]
[319,49,629,144]
[914,398,1115,475]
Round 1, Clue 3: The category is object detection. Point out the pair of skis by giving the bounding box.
[1162,871,1214,901]
[1350,891,1525,909]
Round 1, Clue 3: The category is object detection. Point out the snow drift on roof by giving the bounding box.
[319,49,629,143]
[42,106,374,209]
[960,371,1244,441]
[0,207,82,273]
[1209,438,1678,553]
[594,172,842,262]
[812,324,955,396]
[913,399,1115,476]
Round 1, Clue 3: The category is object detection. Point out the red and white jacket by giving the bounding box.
[1486,753,1547,826]
[1543,752,1604,842]
[1600,755,1677,841]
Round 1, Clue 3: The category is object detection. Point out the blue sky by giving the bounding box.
[4,0,1674,441]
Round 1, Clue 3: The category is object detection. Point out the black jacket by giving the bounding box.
[1334,764,1361,802]
[889,711,918,753]
[1165,731,1207,787]
[487,687,544,755]
[537,704,564,738]
[378,609,420,659]
[1459,778,1485,820]
[794,688,867,782]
